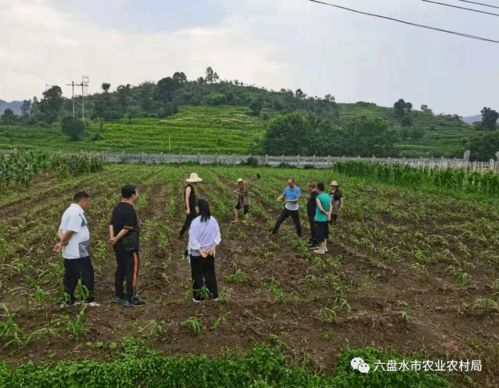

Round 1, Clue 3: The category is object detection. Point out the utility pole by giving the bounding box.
[79,76,89,120]
[66,81,76,118]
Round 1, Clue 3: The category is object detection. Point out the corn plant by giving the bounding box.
[182,316,204,335]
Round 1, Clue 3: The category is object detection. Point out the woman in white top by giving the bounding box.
[188,198,221,302]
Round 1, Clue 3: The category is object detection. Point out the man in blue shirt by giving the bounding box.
[271,177,302,237]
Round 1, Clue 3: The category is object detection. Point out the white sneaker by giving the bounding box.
[86,302,100,307]
[59,301,79,308]
[192,298,202,303]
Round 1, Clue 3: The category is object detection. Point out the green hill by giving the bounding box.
[0,71,479,157]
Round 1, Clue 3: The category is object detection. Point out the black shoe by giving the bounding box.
[132,298,146,306]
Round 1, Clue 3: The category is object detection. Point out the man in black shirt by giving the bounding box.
[109,184,145,308]
[306,182,319,248]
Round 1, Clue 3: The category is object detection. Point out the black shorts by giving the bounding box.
[235,202,250,214]
[315,221,329,242]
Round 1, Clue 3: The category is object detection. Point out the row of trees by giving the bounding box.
[262,113,398,157]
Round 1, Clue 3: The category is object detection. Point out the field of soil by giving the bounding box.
[0,164,497,387]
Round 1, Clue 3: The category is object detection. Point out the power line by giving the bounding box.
[308,0,499,44]
[422,0,499,17]
[455,0,499,10]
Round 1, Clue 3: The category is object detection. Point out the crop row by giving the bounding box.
[0,150,103,188]
[333,161,499,195]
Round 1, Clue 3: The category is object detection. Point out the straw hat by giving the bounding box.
[186,172,203,183]
[330,180,339,187]
[237,178,244,183]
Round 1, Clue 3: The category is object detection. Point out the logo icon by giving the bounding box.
[351,357,370,374]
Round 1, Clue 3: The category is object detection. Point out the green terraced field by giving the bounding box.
[339,103,474,157]
[0,103,475,157]
[0,105,266,154]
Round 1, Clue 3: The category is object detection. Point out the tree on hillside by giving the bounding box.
[173,72,188,84]
[262,113,312,155]
[421,104,432,113]
[93,82,114,120]
[31,97,40,115]
[479,107,498,130]
[345,116,398,157]
[295,89,306,100]
[249,99,263,116]
[40,86,64,123]
[155,77,179,103]
[101,83,111,93]
[117,84,131,111]
[394,99,412,119]
[61,117,86,141]
[0,108,16,125]
[204,92,226,106]
[21,100,32,116]
[205,67,219,84]
[468,131,499,161]
[139,82,156,113]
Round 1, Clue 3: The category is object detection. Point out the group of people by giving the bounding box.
[54,185,145,308]
[271,177,344,254]
[53,172,343,307]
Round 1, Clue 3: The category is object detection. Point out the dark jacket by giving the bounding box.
[306,191,318,218]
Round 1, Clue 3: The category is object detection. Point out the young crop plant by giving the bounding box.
[65,306,89,340]
[211,311,231,331]
[447,266,471,288]
[322,330,333,342]
[463,298,499,315]
[319,307,339,324]
[138,320,168,339]
[0,303,24,348]
[182,316,204,335]
[264,278,285,301]
[398,300,412,325]
[225,268,249,284]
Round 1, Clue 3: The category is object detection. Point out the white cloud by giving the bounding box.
[0,0,295,100]
[1,0,499,115]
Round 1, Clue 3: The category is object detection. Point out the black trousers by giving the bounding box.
[309,218,318,245]
[63,257,95,303]
[272,208,302,237]
[179,212,198,237]
[114,248,140,302]
[190,255,218,300]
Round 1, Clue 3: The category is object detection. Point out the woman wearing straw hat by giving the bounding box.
[329,180,344,225]
[179,172,203,238]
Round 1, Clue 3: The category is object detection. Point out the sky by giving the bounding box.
[0,0,498,116]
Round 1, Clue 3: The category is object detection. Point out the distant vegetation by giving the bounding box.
[0,150,102,187]
[0,67,498,160]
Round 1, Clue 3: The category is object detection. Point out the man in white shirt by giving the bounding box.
[53,192,98,307]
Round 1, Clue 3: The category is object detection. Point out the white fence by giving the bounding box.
[98,152,499,172]
[1,149,497,171]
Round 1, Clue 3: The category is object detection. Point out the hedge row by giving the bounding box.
[0,341,449,387]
